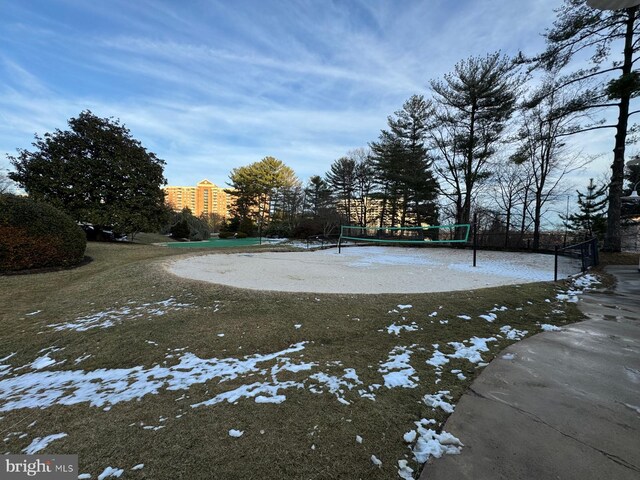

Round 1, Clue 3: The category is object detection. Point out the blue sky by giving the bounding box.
[0,0,619,190]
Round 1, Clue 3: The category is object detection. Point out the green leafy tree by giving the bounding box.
[430,53,520,236]
[226,156,300,235]
[533,0,640,251]
[564,179,608,239]
[8,111,167,238]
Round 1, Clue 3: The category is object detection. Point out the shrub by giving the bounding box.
[170,219,190,240]
[238,217,256,236]
[235,232,248,239]
[0,194,87,271]
[166,208,210,241]
[263,222,290,238]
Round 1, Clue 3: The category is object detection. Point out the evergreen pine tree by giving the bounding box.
[563,179,608,239]
[370,95,438,228]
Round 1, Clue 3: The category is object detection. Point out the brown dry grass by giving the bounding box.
[0,241,588,479]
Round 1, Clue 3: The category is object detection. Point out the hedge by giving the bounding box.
[0,194,87,271]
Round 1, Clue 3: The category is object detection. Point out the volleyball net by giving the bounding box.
[338,224,471,252]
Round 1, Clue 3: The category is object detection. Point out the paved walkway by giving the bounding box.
[421,266,640,480]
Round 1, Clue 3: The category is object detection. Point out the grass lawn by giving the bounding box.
[0,241,594,479]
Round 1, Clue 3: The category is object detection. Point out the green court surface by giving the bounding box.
[164,237,262,248]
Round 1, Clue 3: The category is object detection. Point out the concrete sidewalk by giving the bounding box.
[421,266,640,480]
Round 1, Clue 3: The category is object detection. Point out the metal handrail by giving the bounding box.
[554,237,599,281]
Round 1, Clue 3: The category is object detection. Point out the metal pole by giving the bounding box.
[473,212,478,267]
[554,245,559,281]
[563,195,569,248]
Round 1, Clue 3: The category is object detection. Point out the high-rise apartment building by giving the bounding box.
[164,179,232,218]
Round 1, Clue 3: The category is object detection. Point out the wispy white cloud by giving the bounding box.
[0,0,619,190]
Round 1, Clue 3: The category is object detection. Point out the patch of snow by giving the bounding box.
[502,353,515,360]
[48,298,194,332]
[22,433,67,454]
[397,304,412,310]
[448,337,497,364]
[426,348,449,368]
[131,463,144,470]
[412,429,463,464]
[98,466,124,479]
[25,310,42,316]
[405,418,463,465]
[74,354,92,364]
[398,459,414,480]
[0,353,16,363]
[423,391,455,413]
[228,429,244,437]
[379,346,418,389]
[355,435,363,444]
[403,430,417,443]
[30,355,60,370]
[540,324,562,332]
[556,293,578,303]
[387,322,419,335]
[457,315,472,320]
[271,358,315,376]
[499,325,528,341]
[358,389,376,400]
[78,474,91,479]
[371,455,382,467]
[308,368,362,404]
[294,324,302,329]
[449,261,555,282]
[193,381,302,407]
[479,313,497,322]
[0,342,307,412]
[142,425,164,431]
[572,274,600,289]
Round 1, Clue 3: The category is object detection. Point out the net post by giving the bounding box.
[473,213,478,267]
